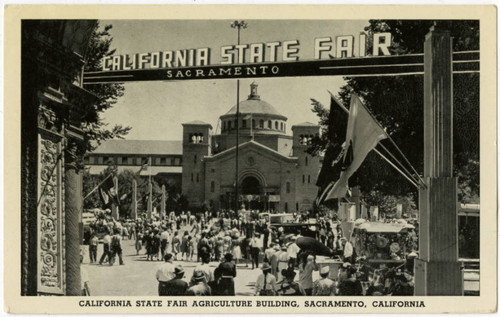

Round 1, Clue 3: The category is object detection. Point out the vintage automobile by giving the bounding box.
[268,213,318,238]
[350,220,415,267]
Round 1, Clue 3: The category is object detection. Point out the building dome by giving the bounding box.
[220,82,287,121]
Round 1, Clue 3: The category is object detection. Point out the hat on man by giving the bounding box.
[192,271,205,281]
[174,265,184,275]
[261,263,272,272]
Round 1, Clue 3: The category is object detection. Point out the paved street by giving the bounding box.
[82,233,262,296]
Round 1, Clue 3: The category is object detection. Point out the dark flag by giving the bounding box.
[321,94,387,201]
[314,95,348,206]
[99,175,119,208]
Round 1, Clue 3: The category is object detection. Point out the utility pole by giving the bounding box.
[231,20,247,213]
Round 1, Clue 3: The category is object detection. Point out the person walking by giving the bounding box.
[172,231,180,260]
[180,231,189,261]
[214,253,237,295]
[135,230,143,255]
[186,271,212,296]
[186,236,194,262]
[312,266,336,296]
[287,236,300,267]
[249,233,263,269]
[276,246,289,281]
[163,266,189,296]
[231,234,242,265]
[98,229,111,265]
[160,227,170,260]
[254,263,277,296]
[109,227,124,266]
[298,254,319,295]
[89,233,98,264]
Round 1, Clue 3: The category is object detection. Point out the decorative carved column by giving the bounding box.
[37,104,66,295]
[414,26,463,295]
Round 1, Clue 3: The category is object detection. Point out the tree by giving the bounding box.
[81,22,131,153]
[310,20,479,206]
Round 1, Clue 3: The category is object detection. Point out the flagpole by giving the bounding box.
[231,20,248,213]
[148,156,153,220]
[83,173,113,201]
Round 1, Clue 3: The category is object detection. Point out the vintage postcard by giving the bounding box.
[3,4,497,314]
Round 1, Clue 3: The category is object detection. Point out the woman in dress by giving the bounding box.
[231,233,242,265]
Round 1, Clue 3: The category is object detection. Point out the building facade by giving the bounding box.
[182,83,321,212]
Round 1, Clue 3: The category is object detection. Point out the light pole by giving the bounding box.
[231,20,247,212]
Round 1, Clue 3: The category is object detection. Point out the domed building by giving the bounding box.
[182,82,321,212]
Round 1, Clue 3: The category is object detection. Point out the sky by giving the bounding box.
[99,20,369,141]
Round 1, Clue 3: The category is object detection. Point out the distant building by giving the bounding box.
[87,82,321,212]
[85,140,183,192]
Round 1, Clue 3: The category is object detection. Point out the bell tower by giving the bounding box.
[181,121,212,208]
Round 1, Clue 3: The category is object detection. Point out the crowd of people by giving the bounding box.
[83,209,417,296]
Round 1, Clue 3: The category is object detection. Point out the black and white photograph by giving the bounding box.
[4,4,497,314]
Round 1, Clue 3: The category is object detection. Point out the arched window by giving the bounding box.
[211,181,215,193]
[281,122,284,130]
[275,121,278,129]
[196,173,199,182]
[302,175,305,183]
[284,123,286,133]
[242,120,247,128]
[286,182,291,193]
[268,120,272,129]
[191,173,194,182]
[228,121,232,130]
[194,155,197,165]
[252,119,256,129]
[296,202,299,211]
[223,121,226,131]
[305,156,308,166]
[285,202,288,212]
[259,120,264,128]
[308,175,311,184]
[198,134,204,143]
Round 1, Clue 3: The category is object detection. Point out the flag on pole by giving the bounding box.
[321,94,388,201]
[314,95,348,206]
[99,175,119,208]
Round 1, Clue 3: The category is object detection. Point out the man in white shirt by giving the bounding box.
[250,233,263,269]
[156,253,176,295]
[287,236,300,267]
[254,263,277,296]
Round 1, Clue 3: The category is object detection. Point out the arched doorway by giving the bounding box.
[241,176,261,195]
[240,176,262,211]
